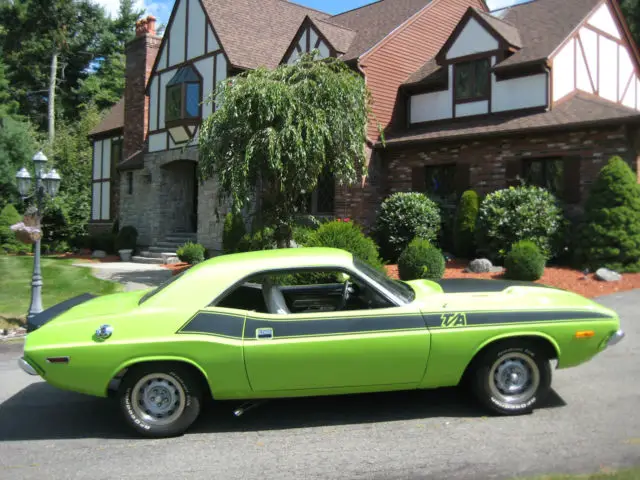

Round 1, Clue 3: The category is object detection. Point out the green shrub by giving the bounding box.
[292,225,315,246]
[476,186,563,261]
[504,240,546,281]
[176,241,206,265]
[577,156,640,272]
[114,225,138,252]
[375,192,441,261]
[222,212,247,254]
[0,203,22,248]
[42,240,71,255]
[89,232,116,253]
[306,220,384,270]
[1,242,30,255]
[237,226,277,252]
[454,190,480,258]
[397,238,446,281]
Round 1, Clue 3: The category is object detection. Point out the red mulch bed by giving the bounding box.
[164,262,191,275]
[386,260,640,299]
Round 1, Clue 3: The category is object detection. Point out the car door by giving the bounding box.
[242,301,430,393]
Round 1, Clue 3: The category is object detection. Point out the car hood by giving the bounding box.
[404,278,617,318]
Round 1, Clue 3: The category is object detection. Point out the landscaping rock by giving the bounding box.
[468,258,493,273]
[596,268,622,282]
[92,250,107,259]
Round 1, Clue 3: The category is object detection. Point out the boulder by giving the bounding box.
[92,250,107,259]
[596,268,622,282]
[468,258,493,273]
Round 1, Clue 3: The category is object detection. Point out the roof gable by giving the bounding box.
[435,7,521,64]
[89,98,124,138]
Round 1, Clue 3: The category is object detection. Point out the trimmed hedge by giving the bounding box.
[375,192,441,261]
[504,240,546,281]
[176,241,206,265]
[305,220,384,270]
[453,190,480,258]
[476,186,563,261]
[577,156,640,273]
[398,238,446,281]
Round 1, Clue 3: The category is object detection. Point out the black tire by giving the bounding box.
[119,362,203,438]
[470,340,551,415]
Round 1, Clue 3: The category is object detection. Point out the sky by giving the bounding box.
[93,0,522,26]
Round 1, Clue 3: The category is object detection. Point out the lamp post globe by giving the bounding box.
[15,167,32,197]
[32,151,48,179]
[43,169,62,198]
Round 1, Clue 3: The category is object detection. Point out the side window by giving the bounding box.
[215,268,394,315]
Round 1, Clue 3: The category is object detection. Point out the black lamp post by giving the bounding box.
[15,151,62,320]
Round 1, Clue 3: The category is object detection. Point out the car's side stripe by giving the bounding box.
[177,309,614,340]
[178,312,245,339]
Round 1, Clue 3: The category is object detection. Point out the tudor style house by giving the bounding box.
[88,0,640,260]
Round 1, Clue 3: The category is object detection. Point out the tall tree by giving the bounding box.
[198,53,375,246]
[621,0,640,46]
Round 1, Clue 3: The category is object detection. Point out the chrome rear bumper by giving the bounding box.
[18,357,39,376]
[607,329,625,348]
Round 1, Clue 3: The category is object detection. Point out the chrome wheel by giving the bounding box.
[131,373,186,427]
[488,352,540,405]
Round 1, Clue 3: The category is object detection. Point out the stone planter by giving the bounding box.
[119,249,133,262]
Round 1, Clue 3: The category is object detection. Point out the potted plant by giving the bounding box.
[115,225,138,262]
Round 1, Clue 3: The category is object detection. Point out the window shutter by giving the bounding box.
[563,157,582,204]
[454,163,471,195]
[412,167,426,192]
[505,159,522,187]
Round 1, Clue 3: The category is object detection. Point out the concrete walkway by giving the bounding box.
[72,262,173,292]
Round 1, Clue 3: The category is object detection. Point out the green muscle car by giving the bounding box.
[19,247,625,437]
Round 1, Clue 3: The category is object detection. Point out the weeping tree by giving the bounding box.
[197,53,376,247]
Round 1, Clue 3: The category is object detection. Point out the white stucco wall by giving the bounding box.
[446,17,499,60]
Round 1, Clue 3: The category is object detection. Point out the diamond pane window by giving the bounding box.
[165,66,202,126]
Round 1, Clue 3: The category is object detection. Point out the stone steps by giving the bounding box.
[132,231,196,265]
[131,256,166,265]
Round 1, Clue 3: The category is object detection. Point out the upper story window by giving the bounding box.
[166,66,202,124]
[454,58,490,102]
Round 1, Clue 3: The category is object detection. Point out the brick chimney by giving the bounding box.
[124,15,161,161]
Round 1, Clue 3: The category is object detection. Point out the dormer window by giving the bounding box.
[165,65,202,144]
[454,58,490,102]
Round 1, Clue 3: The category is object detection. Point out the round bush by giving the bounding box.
[398,238,446,281]
[375,192,441,261]
[504,240,546,281]
[577,156,640,273]
[176,241,206,265]
[305,220,384,270]
[115,225,138,251]
[237,226,276,252]
[476,186,563,261]
[453,190,480,258]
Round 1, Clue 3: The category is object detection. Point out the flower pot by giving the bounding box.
[119,249,133,262]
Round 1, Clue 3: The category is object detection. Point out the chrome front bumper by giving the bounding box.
[606,329,625,348]
[18,357,39,376]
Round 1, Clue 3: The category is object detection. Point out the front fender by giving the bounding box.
[472,331,562,361]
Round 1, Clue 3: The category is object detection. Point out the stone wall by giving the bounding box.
[119,169,154,246]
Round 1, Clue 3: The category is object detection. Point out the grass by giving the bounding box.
[0,256,121,321]
[516,468,640,480]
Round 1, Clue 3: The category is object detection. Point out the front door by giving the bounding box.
[239,269,430,393]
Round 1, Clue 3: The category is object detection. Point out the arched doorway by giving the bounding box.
[159,159,198,234]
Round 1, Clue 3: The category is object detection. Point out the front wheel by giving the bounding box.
[471,342,551,415]
[119,363,203,438]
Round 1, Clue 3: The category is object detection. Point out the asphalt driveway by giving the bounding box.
[0,290,638,480]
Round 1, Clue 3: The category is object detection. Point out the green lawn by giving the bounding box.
[516,468,640,480]
[0,256,121,326]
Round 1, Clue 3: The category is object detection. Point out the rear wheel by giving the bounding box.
[119,363,203,438]
[471,341,551,415]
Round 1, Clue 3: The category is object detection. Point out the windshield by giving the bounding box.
[354,259,416,304]
[138,271,186,305]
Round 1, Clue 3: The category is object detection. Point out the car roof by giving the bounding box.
[189,247,355,275]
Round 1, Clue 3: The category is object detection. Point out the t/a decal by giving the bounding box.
[440,312,468,328]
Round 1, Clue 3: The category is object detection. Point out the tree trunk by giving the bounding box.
[48,51,58,146]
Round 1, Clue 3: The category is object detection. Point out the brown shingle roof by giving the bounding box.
[329,0,433,61]
[200,0,330,69]
[476,9,521,48]
[310,18,357,54]
[493,0,601,70]
[89,98,124,137]
[382,94,640,146]
[403,58,445,86]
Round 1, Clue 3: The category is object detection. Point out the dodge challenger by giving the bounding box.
[18,247,625,437]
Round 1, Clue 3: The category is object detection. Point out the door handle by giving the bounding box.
[256,328,274,340]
